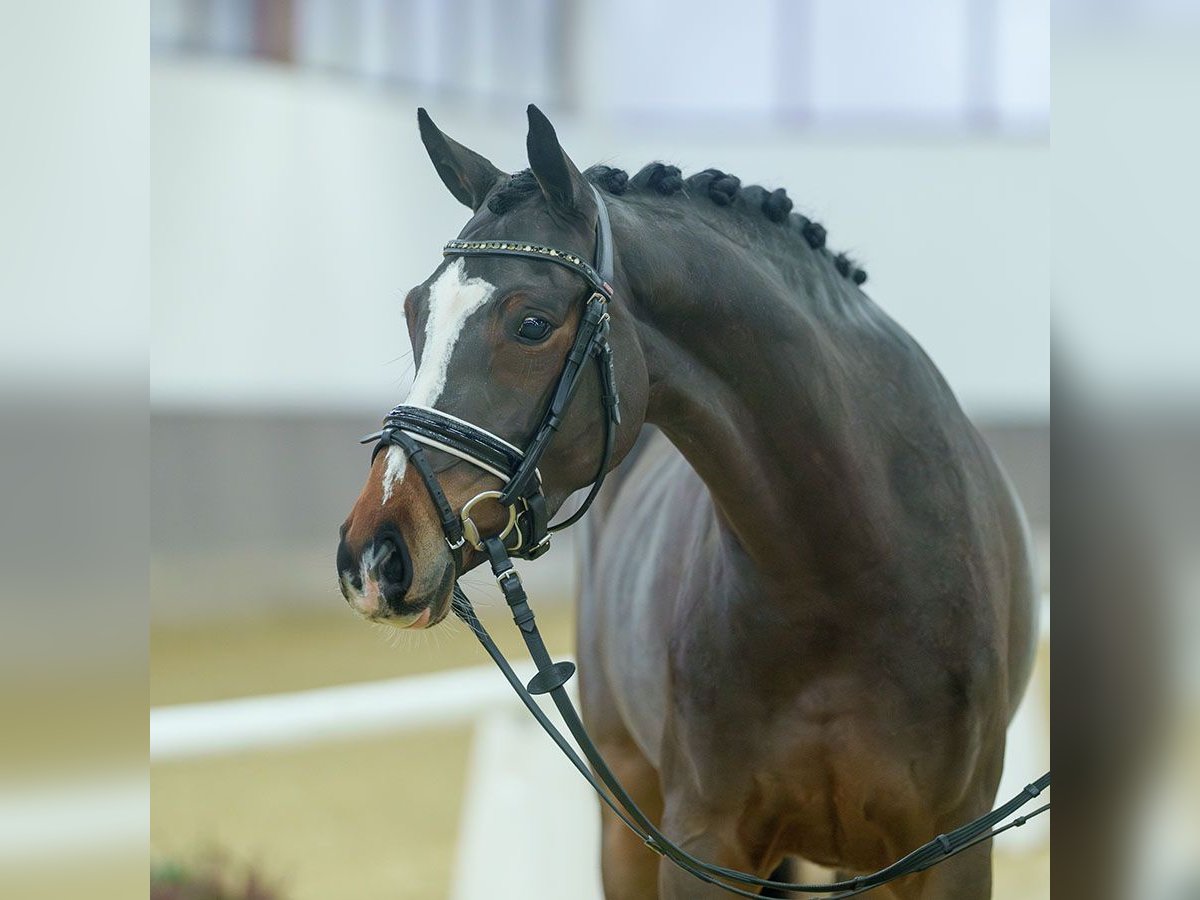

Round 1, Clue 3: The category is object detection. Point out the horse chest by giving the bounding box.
[589,451,760,769]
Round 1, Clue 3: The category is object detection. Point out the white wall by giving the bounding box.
[1054,33,1200,407]
[152,58,1049,420]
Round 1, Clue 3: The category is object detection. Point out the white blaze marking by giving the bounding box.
[381,259,495,505]
[380,446,407,506]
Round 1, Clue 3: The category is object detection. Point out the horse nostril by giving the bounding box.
[376,533,413,599]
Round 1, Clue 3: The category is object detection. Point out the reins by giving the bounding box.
[451,550,1049,897]
[362,187,1050,895]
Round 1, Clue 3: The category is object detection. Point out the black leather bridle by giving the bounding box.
[361,187,1050,896]
[361,185,619,566]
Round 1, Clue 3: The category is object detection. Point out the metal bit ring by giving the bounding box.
[460,491,519,551]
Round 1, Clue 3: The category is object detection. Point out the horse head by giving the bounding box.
[337,105,647,628]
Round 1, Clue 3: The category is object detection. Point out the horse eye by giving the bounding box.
[516,316,553,342]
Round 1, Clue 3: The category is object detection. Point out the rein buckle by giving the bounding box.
[495,567,521,585]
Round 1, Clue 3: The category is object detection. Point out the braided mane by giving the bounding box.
[487,163,867,286]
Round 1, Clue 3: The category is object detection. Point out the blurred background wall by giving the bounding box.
[150,0,1050,624]
[144,2,1200,896]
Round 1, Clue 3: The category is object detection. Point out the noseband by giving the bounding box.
[360,186,1049,896]
[361,184,619,563]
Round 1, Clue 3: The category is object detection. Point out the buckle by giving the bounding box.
[524,534,552,560]
[446,534,466,551]
[495,568,521,584]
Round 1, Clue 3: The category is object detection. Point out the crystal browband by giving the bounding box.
[443,239,612,298]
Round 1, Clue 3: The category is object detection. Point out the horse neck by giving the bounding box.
[616,203,885,583]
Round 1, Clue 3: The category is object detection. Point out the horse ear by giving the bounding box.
[525,104,591,215]
[417,108,505,211]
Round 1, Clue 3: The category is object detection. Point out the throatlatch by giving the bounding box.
[363,186,1049,897]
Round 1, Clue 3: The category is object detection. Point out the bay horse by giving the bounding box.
[337,105,1038,898]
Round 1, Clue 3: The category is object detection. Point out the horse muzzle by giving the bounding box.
[337,522,452,628]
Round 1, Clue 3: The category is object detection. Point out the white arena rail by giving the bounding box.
[148,656,604,898]
[150,660,554,761]
[150,603,1051,762]
[0,774,147,864]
